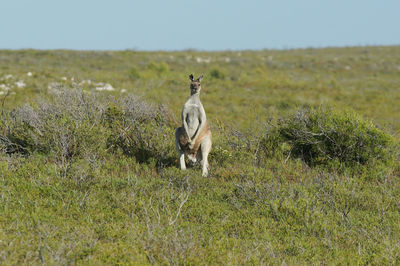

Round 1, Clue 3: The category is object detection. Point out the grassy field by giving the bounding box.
[0,46,400,264]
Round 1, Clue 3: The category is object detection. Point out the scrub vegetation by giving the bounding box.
[0,46,400,264]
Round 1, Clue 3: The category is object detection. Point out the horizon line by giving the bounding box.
[1,44,399,53]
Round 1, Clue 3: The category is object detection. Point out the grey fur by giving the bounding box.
[175,74,212,176]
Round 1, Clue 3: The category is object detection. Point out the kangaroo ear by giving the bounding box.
[197,75,203,82]
[189,74,194,81]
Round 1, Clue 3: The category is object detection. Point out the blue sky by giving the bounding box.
[1,0,399,51]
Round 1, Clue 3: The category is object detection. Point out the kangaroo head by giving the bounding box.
[189,74,203,95]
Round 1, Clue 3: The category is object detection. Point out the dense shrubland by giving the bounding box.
[1,88,177,174]
[4,87,396,179]
[1,47,400,264]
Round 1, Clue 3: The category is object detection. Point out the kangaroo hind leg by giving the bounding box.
[175,127,186,170]
[200,135,212,177]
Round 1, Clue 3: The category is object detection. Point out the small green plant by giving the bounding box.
[147,61,170,76]
[128,66,141,80]
[209,68,226,80]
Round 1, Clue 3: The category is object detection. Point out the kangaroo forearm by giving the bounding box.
[191,121,204,142]
[183,121,191,140]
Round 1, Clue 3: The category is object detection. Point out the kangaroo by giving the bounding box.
[175,74,212,177]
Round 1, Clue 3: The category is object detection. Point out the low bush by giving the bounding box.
[105,96,176,167]
[128,66,141,80]
[0,88,177,171]
[209,68,226,80]
[261,107,398,173]
[147,61,170,76]
[4,89,106,161]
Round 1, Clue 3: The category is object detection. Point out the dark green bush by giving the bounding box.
[262,108,398,173]
[209,68,226,80]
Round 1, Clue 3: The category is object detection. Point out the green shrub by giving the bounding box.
[105,97,176,167]
[2,88,107,166]
[128,66,141,80]
[147,62,170,76]
[209,68,226,80]
[1,87,178,170]
[0,112,23,154]
[262,107,398,173]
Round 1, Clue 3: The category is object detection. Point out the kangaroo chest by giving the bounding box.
[183,102,203,137]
